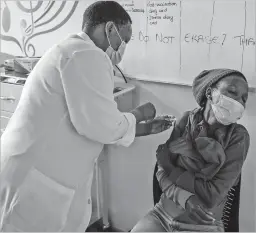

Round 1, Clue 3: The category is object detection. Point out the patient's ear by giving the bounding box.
[205,87,212,100]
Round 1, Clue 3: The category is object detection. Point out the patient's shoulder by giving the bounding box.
[179,109,199,122]
[179,110,191,120]
[233,123,249,135]
[176,111,191,127]
[230,124,250,145]
[176,108,202,129]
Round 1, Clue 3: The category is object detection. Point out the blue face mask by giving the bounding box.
[105,24,126,65]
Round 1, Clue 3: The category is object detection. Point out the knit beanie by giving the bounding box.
[192,69,247,107]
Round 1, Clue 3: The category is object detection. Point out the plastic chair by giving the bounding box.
[221,175,241,232]
[152,163,241,232]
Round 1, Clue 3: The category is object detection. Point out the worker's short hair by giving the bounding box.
[82,1,132,31]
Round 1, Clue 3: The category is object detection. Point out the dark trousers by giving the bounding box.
[153,164,241,232]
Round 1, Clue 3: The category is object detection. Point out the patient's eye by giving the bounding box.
[227,86,237,95]
[228,90,236,95]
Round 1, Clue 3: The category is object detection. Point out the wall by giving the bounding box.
[106,77,256,232]
[0,1,89,57]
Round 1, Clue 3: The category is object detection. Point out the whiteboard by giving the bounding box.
[118,0,256,87]
[1,0,255,86]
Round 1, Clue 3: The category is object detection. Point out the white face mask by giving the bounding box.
[105,24,126,65]
[210,89,245,125]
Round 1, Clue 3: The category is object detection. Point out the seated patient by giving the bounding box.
[132,69,250,232]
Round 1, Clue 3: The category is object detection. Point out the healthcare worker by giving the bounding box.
[0,1,174,232]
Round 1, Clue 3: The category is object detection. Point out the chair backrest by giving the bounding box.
[153,163,162,205]
[222,175,241,232]
[152,163,241,232]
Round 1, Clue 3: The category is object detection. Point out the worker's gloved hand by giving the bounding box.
[131,102,156,123]
[149,115,176,135]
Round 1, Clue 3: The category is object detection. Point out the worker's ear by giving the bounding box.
[105,21,115,35]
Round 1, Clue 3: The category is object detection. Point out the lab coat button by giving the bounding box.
[88,199,91,204]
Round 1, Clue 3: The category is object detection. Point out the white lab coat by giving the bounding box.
[0,32,136,232]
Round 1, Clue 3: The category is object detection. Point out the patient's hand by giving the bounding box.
[185,195,216,225]
[148,115,176,135]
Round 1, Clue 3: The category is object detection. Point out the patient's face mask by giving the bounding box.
[210,89,245,125]
[105,24,126,65]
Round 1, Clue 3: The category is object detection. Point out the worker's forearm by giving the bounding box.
[130,102,156,123]
[131,109,144,123]
[135,123,151,137]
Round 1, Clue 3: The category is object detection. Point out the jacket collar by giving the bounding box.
[194,107,228,136]
[77,32,96,46]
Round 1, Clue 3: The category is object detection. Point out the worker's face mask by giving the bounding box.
[105,24,126,65]
[210,89,245,125]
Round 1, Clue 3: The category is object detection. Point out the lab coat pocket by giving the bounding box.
[11,167,75,232]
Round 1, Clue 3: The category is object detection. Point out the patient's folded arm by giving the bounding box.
[156,166,194,209]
